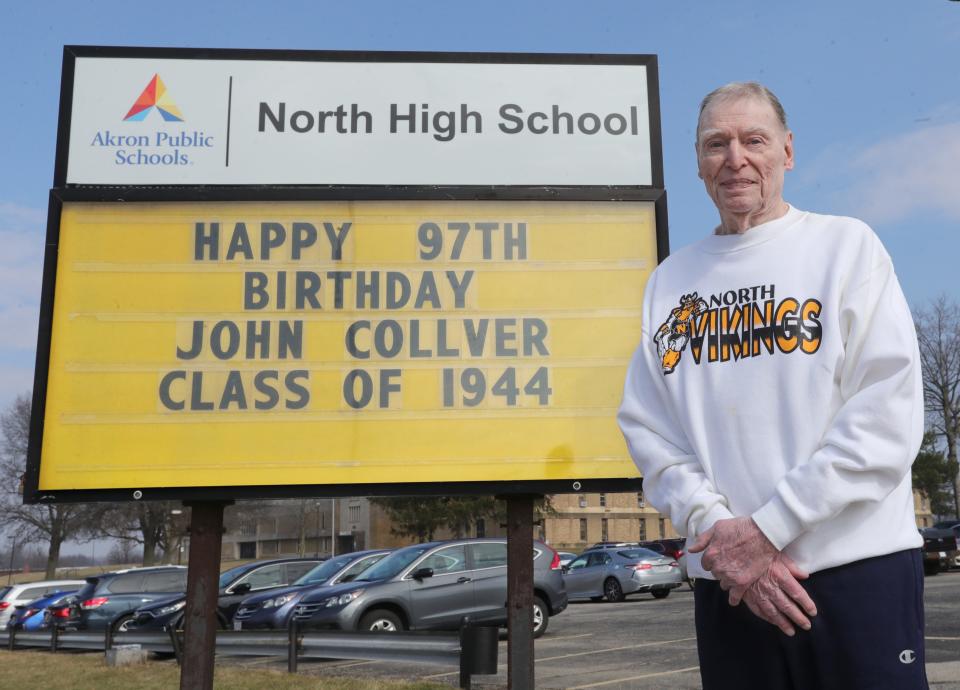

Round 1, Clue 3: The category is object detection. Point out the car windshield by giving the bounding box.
[294,555,357,585]
[218,564,252,589]
[355,545,432,581]
[617,548,666,560]
[0,587,9,600]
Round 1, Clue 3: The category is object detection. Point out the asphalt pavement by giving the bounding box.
[231,570,960,689]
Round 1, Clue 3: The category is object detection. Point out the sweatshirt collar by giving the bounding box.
[697,205,804,254]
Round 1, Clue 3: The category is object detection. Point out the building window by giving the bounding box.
[658,518,666,538]
[579,518,588,542]
[349,505,361,522]
[601,518,608,542]
[637,492,645,508]
[476,518,486,538]
[639,519,646,541]
[579,495,587,508]
[599,493,607,507]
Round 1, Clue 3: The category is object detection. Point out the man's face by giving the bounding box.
[696,96,794,226]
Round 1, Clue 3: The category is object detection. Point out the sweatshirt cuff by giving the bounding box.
[691,502,735,539]
[751,494,805,551]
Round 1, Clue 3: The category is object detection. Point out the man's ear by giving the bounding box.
[784,131,795,171]
[695,140,703,179]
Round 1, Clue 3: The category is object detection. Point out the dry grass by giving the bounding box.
[0,650,451,690]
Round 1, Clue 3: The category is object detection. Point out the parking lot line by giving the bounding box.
[926,636,960,641]
[536,633,594,642]
[566,664,701,688]
[537,636,698,663]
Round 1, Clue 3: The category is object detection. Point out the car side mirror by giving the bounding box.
[562,565,569,573]
[411,567,434,581]
[231,582,252,595]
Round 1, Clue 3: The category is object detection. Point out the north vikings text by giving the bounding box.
[690,297,823,364]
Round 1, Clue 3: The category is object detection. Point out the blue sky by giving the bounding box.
[1,0,959,412]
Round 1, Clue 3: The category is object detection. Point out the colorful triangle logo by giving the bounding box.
[123,74,184,122]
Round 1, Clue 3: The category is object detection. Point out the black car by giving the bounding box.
[67,566,189,632]
[131,557,321,631]
[920,528,959,575]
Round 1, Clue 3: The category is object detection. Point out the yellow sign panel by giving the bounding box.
[40,201,656,490]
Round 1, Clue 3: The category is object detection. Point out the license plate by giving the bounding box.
[233,620,242,631]
[655,565,670,573]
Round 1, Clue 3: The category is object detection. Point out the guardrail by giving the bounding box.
[7,619,499,690]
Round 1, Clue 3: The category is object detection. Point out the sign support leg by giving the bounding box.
[505,494,536,690]
[179,501,230,690]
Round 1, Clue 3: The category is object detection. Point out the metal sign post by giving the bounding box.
[180,501,229,690]
[506,495,536,690]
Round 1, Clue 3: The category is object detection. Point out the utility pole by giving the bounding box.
[331,498,337,556]
[6,536,16,586]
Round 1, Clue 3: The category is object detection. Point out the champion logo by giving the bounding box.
[123,74,184,122]
[899,649,916,664]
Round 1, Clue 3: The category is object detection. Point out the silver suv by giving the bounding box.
[292,538,567,638]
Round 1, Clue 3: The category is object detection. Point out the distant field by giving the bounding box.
[0,650,450,690]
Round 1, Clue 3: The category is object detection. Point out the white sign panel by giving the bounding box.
[66,56,652,186]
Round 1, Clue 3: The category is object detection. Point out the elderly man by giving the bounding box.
[617,82,926,689]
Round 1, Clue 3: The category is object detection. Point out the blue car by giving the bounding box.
[233,549,391,630]
[8,590,78,631]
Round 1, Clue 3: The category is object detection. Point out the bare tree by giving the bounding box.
[98,501,185,566]
[0,394,106,578]
[914,296,960,518]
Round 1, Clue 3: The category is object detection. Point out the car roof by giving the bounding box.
[7,579,85,592]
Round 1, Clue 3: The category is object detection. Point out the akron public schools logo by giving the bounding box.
[123,74,184,122]
[88,73,213,167]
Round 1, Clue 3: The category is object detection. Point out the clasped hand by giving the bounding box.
[688,516,818,636]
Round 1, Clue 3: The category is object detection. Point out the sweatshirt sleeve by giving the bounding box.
[617,293,735,538]
[751,243,924,550]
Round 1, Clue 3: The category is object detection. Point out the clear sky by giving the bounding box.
[1,0,958,411]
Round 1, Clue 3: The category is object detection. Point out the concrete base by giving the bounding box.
[105,644,149,667]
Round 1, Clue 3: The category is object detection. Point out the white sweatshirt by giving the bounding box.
[617,206,923,578]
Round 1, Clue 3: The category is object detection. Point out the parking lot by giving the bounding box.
[229,570,960,689]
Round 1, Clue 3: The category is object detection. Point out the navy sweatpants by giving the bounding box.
[694,549,928,690]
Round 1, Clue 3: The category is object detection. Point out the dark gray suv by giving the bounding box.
[292,538,567,637]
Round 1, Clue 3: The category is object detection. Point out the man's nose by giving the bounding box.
[724,141,747,168]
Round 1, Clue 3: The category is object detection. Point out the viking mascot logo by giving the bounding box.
[654,293,708,375]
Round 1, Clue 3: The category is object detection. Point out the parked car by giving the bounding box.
[557,552,579,569]
[7,589,79,631]
[920,528,959,575]
[66,566,189,632]
[233,550,391,630]
[932,521,960,568]
[293,538,567,638]
[641,538,691,586]
[0,580,86,631]
[588,542,639,550]
[131,557,322,631]
[564,546,682,602]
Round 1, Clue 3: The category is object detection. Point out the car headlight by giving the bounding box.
[322,589,364,608]
[157,601,186,616]
[263,594,296,609]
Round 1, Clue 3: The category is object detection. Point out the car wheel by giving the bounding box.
[651,589,670,600]
[112,614,137,633]
[532,596,549,638]
[359,609,403,632]
[603,578,624,603]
